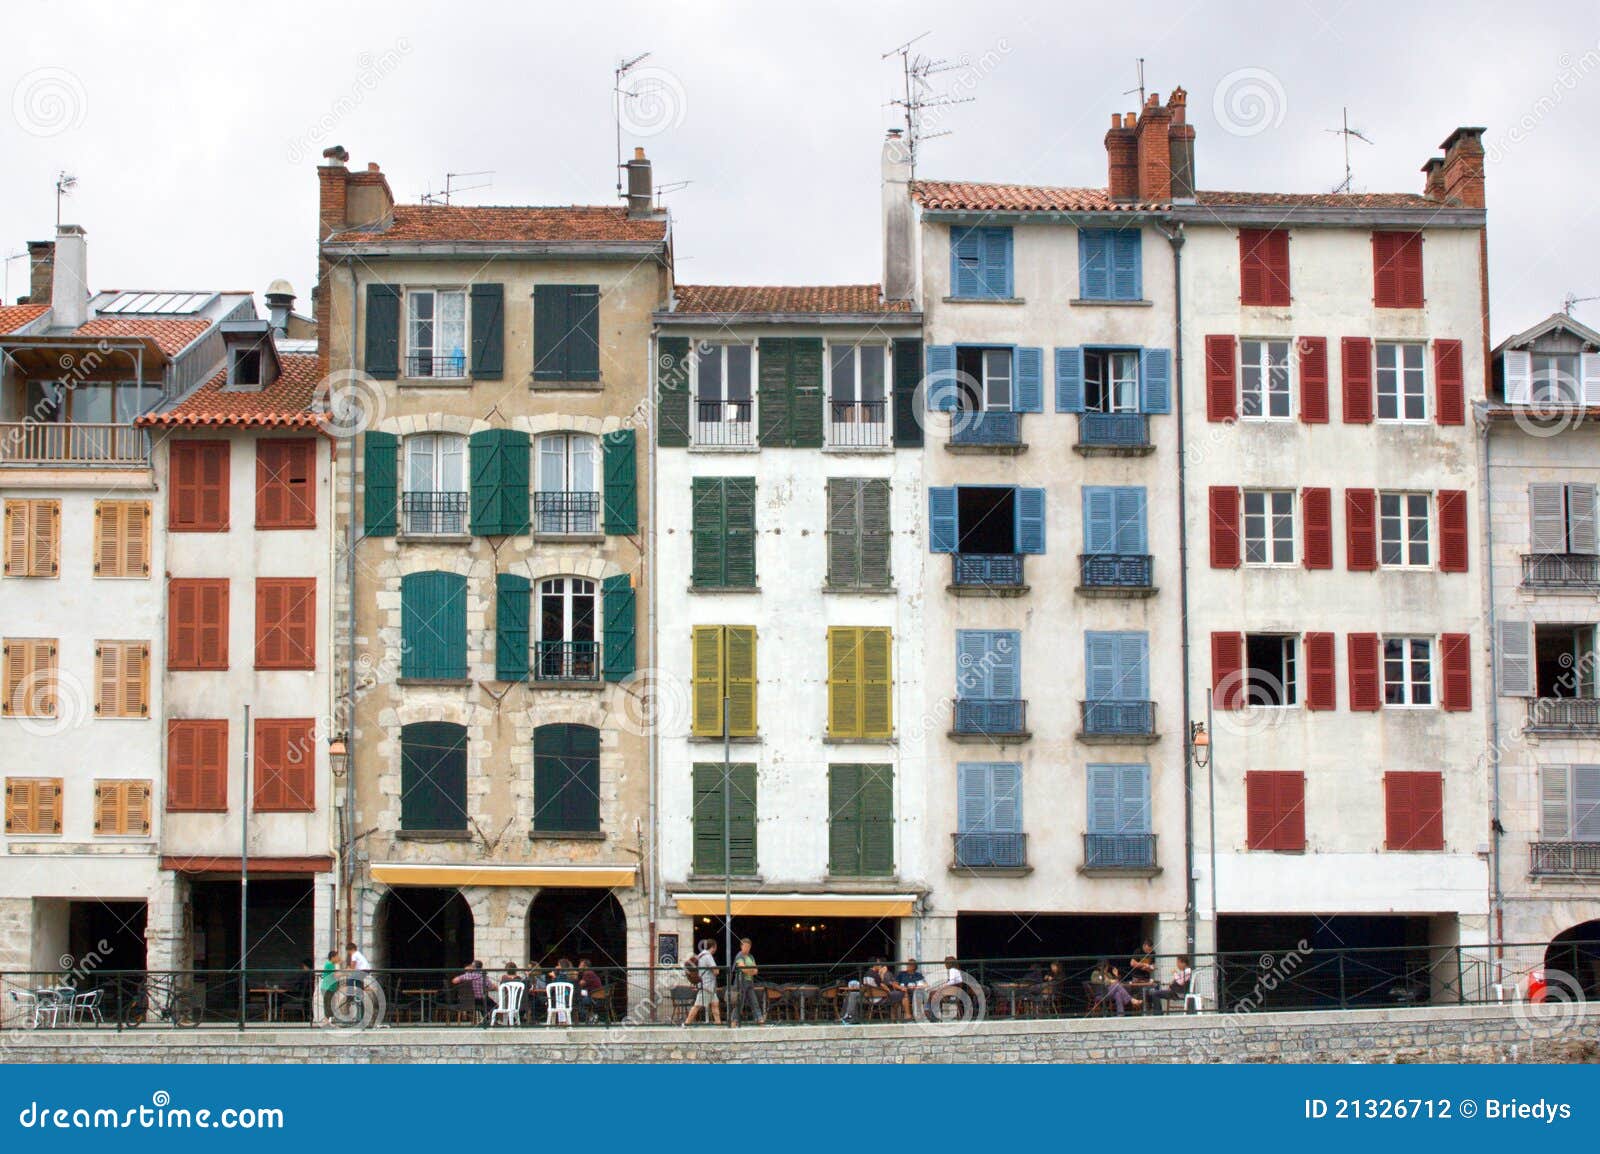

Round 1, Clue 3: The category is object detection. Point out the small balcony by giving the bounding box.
[693,400,755,448]
[1078,553,1155,597]
[949,553,1026,596]
[1075,412,1153,456]
[1522,553,1600,591]
[952,832,1028,871]
[401,490,469,536]
[827,401,890,449]
[534,640,600,684]
[1079,699,1156,744]
[0,422,149,467]
[405,353,467,379]
[1530,841,1600,877]
[535,490,601,536]
[947,411,1024,454]
[1082,833,1158,873]
[1524,697,1600,736]
[950,698,1029,743]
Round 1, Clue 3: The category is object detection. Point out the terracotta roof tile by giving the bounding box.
[332,204,668,245]
[0,303,49,334]
[1195,189,1436,209]
[138,354,325,429]
[911,180,1442,214]
[672,284,912,315]
[75,316,212,356]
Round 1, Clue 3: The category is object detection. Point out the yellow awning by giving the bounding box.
[674,894,915,918]
[371,863,636,889]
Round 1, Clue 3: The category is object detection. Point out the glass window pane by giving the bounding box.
[830,345,856,404]
[860,346,886,404]
[696,344,722,402]
[984,349,1012,409]
[725,345,752,401]
[571,435,596,492]
[73,382,114,422]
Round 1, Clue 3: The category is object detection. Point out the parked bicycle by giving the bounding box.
[119,972,198,1028]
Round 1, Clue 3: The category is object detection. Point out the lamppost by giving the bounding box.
[1191,693,1217,1009]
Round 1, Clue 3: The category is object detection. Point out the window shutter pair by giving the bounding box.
[468,283,504,379]
[255,578,316,670]
[94,641,150,717]
[691,625,757,737]
[1528,483,1598,555]
[469,428,531,536]
[1540,764,1600,841]
[167,719,228,812]
[93,780,151,836]
[253,718,315,812]
[956,630,1021,701]
[4,499,59,577]
[891,338,924,447]
[1341,337,1374,424]
[1209,631,1334,711]
[533,284,601,382]
[93,500,151,578]
[400,570,467,680]
[399,721,468,832]
[958,761,1023,837]
[1373,232,1424,308]
[691,762,757,875]
[255,439,317,529]
[691,477,757,589]
[1086,763,1150,835]
[168,579,229,671]
[827,478,892,588]
[951,226,1012,299]
[601,429,638,535]
[3,639,57,717]
[656,335,692,447]
[1239,228,1290,306]
[757,337,825,448]
[1082,486,1146,555]
[1348,633,1471,711]
[1246,771,1305,851]
[533,723,601,833]
[1079,229,1141,301]
[169,441,230,531]
[362,431,399,537]
[827,627,893,739]
[828,763,894,875]
[5,777,63,834]
[364,284,401,378]
[1084,632,1148,702]
[1385,772,1444,850]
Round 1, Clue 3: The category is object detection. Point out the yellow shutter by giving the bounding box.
[725,626,757,737]
[128,781,152,835]
[861,627,893,738]
[134,643,150,716]
[827,627,861,738]
[93,501,117,576]
[691,625,725,737]
[94,501,150,578]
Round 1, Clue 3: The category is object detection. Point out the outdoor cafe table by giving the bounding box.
[777,984,819,1022]
[402,987,438,1023]
[249,986,286,1022]
[993,981,1031,1017]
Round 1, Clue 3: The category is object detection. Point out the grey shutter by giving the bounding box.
[1568,484,1598,555]
[566,285,601,381]
[364,285,401,379]
[1541,764,1571,840]
[1530,483,1568,554]
[859,478,891,587]
[957,763,992,833]
[1573,764,1600,839]
[1498,619,1534,697]
[469,283,505,379]
[826,478,861,587]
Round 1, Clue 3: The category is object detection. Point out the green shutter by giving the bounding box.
[364,284,400,379]
[401,570,467,680]
[860,479,892,587]
[758,337,793,447]
[469,429,502,535]
[400,721,468,831]
[789,337,825,447]
[689,477,756,590]
[892,338,924,447]
[532,285,570,381]
[859,763,894,874]
[724,477,757,588]
[566,285,601,381]
[469,428,530,536]
[601,573,635,681]
[534,723,600,833]
[497,428,531,535]
[602,429,638,535]
[693,762,757,875]
[691,478,726,589]
[495,572,530,682]
[469,283,504,379]
[363,431,398,537]
[829,763,893,876]
[826,478,861,587]
[828,763,862,875]
[657,335,691,447]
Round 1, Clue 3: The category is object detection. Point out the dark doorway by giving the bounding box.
[956,912,1150,983]
[527,888,627,970]
[1217,914,1434,1009]
[956,487,1015,555]
[1545,920,1600,998]
[69,900,147,976]
[377,887,473,974]
[189,879,315,1018]
[684,914,896,984]
[1535,624,1595,698]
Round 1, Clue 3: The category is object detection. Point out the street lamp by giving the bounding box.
[1189,721,1210,768]
[1193,694,1219,1010]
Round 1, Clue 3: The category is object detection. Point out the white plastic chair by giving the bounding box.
[490,981,525,1027]
[1183,973,1206,1013]
[546,981,575,1026]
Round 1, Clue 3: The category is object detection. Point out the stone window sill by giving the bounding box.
[822,585,896,596]
[1069,298,1153,308]
[398,533,473,546]
[689,585,760,595]
[941,296,1025,306]
[529,829,606,841]
[397,677,472,687]
[530,378,604,391]
[396,829,473,842]
[687,734,762,744]
[949,864,1033,877]
[533,532,605,544]
[528,680,605,693]
[823,736,897,746]
[397,377,471,388]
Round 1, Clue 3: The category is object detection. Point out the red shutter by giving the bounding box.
[1302,487,1333,569]
[1433,339,1465,425]
[1345,489,1377,571]
[256,441,285,528]
[1298,337,1328,423]
[167,719,227,812]
[1341,337,1373,423]
[1397,233,1424,308]
[1304,632,1336,710]
[167,582,195,669]
[257,578,316,670]
[1347,632,1381,711]
[202,580,229,669]
[1386,771,1443,851]
[1374,232,1424,308]
[254,719,284,810]
[1373,232,1399,308]
[167,720,195,810]
[1205,335,1238,422]
[1440,632,1472,711]
[170,442,230,531]
[1208,486,1241,568]
[255,718,314,812]
[1247,771,1305,851]
[1277,772,1306,851]
[169,579,229,671]
[1239,229,1290,307]
[257,439,317,529]
[1211,632,1244,709]
[1437,489,1469,573]
[169,443,196,529]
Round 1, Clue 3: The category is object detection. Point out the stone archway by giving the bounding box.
[1545,919,1600,998]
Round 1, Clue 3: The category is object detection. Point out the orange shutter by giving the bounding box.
[167,719,228,811]
[169,580,229,670]
[4,640,56,718]
[8,777,64,834]
[255,718,315,812]
[256,578,315,670]
[4,500,59,577]
[256,439,317,529]
[170,441,230,530]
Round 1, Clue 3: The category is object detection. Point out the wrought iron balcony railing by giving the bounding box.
[1083,832,1157,870]
[828,401,889,448]
[1081,699,1155,737]
[1522,553,1600,589]
[950,410,1021,446]
[401,491,469,536]
[534,640,600,683]
[952,832,1027,869]
[952,698,1027,737]
[951,553,1024,589]
[535,491,601,535]
[1525,697,1600,734]
[694,400,755,447]
[405,353,467,378]
[1077,412,1150,449]
[1529,841,1600,876]
[1080,553,1154,589]
[0,422,149,466]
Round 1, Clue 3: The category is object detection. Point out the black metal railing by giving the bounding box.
[1530,841,1600,876]
[535,491,601,535]
[694,400,755,446]
[952,698,1027,736]
[950,410,1021,446]
[1522,553,1600,589]
[405,353,468,378]
[952,832,1027,869]
[1080,553,1154,588]
[401,491,469,535]
[951,553,1024,588]
[1525,697,1600,733]
[535,640,600,682]
[1078,412,1149,448]
[1081,699,1155,737]
[828,401,889,447]
[1083,832,1157,870]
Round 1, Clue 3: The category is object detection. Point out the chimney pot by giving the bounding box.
[321,145,349,166]
[367,162,380,173]
[49,224,88,330]
[1124,112,1136,129]
[634,147,646,160]
[24,240,54,305]
[1436,126,1486,208]
[625,149,654,218]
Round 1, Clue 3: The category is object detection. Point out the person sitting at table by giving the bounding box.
[547,957,577,987]
[451,959,493,1025]
[897,959,927,1021]
[575,957,603,1022]
[1128,940,1157,989]
[1146,955,1193,1013]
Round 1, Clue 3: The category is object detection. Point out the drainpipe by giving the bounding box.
[1158,221,1196,957]
[1475,402,1504,980]
[647,323,661,1011]
[343,258,362,947]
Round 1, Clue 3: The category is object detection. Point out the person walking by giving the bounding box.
[318,950,338,1025]
[730,937,766,1026]
[682,939,721,1025]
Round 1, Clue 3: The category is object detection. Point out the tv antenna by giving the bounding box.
[1563,293,1600,317]
[614,51,652,199]
[1123,58,1147,107]
[55,171,77,227]
[1325,108,1373,194]
[655,180,692,201]
[883,32,974,177]
[420,171,494,206]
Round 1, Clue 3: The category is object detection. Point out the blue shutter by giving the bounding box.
[1140,347,1171,414]
[1113,632,1149,701]
[990,630,1021,699]
[990,762,1022,833]
[1015,487,1046,554]
[958,763,992,833]
[1055,347,1085,412]
[955,630,991,700]
[1113,487,1147,554]
[926,345,959,412]
[1116,764,1151,834]
[1111,230,1143,300]
[929,486,958,553]
[950,227,983,298]
[1087,764,1118,834]
[981,227,1013,298]
[1084,487,1116,555]
[1085,633,1117,700]
[1014,347,1043,412]
[1078,230,1110,300]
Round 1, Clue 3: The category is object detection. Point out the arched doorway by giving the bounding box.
[1545,920,1600,998]
[376,887,473,975]
[526,889,627,970]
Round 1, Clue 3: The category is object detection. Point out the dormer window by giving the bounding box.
[1531,353,1579,405]
[231,346,263,388]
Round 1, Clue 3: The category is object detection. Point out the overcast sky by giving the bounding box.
[4,1,1596,339]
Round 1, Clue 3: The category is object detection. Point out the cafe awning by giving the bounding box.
[673,893,917,918]
[370,863,636,889]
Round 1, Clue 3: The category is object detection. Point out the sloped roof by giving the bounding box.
[74,316,213,356]
[910,180,1440,214]
[137,354,325,430]
[0,303,48,333]
[672,284,913,315]
[331,204,668,245]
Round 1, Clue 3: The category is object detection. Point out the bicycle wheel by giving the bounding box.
[120,993,148,1028]
[171,994,199,1028]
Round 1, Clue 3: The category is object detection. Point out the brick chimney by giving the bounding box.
[1135,93,1174,202]
[1105,112,1139,201]
[1166,87,1196,202]
[1420,157,1446,200]
[23,240,53,305]
[314,147,395,371]
[1438,127,1486,208]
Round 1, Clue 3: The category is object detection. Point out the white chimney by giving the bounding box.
[881,132,915,304]
[50,224,88,330]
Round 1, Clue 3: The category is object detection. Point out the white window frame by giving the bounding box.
[1242,489,1296,566]
[536,433,600,535]
[1379,491,1432,569]
[691,341,756,446]
[1083,348,1140,414]
[981,348,1013,412]
[402,433,467,535]
[1376,341,1428,424]
[1239,338,1293,420]
[827,342,891,447]
[1244,633,1299,707]
[1531,352,1581,405]
[1383,635,1435,708]
[405,288,469,379]
[537,576,597,646]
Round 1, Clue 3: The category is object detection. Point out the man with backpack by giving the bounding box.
[682,939,721,1025]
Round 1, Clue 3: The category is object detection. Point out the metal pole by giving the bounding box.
[238,704,251,1031]
[722,694,732,1025]
[1206,688,1217,942]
